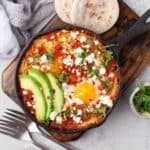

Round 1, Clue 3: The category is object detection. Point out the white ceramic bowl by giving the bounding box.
[129,82,150,119]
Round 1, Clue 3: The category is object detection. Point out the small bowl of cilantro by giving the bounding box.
[130,82,150,118]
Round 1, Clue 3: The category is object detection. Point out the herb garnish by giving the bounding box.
[99,78,113,92]
[45,52,53,62]
[83,105,88,118]
[93,108,106,117]
[87,62,98,78]
[33,53,40,57]
[75,50,88,58]
[101,50,113,67]
[63,109,70,120]
[57,72,69,82]
[104,44,116,49]
[72,109,78,116]
[133,82,150,113]
[32,61,40,65]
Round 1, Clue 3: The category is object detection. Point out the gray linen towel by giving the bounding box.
[0,0,55,59]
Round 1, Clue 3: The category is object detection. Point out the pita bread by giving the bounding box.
[55,0,119,34]
[54,0,74,24]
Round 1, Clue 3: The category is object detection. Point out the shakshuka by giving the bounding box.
[18,29,119,130]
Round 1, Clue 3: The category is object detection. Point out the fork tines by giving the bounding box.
[0,109,27,138]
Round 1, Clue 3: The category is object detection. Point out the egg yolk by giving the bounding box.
[74,82,96,104]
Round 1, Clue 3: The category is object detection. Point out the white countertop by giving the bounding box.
[0,0,150,150]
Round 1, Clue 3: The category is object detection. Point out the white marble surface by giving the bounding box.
[0,0,150,149]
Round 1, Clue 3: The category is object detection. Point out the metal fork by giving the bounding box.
[0,109,78,150]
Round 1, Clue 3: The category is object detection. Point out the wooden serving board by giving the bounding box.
[2,0,150,141]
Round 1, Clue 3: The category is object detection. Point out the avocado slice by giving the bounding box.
[28,68,53,119]
[19,75,46,122]
[47,73,64,113]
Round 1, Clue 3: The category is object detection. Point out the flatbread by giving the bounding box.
[54,0,74,24]
[54,0,119,34]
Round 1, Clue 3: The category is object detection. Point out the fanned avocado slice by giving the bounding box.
[47,73,64,113]
[19,75,47,123]
[28,68,53,119]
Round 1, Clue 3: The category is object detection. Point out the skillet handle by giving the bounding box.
[107,9,150,55]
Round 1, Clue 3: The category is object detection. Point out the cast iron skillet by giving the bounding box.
[15,9,150,134]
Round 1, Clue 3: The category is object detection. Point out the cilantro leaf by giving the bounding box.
[83,106,88,119]
[87,62,98,78]
[56,72,69,82]
[99,78,113,92]
[93,108,106,117]
[45,52,53,62]
[102,50,113,67]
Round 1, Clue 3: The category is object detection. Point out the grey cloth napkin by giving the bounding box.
[0,0,55,59]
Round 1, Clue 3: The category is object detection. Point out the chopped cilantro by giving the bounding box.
[83,106,88,118]
[63,109,70,120]
[93,108,106,117]
[75,50,88,58]
[133,81,150,113]
[101,50,113,67]
[45,52,53,62]
[32,61,40,65]
[72,109,78,116]
[87,62,98,78]
[33,53,40,57]
[99,78,113,92]
[56,72,69,82]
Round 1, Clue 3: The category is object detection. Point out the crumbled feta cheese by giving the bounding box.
[27,102,31,107]
[87,106,94,113]
[95,60,100,66]
[40,54,47,63]
[76,70,81,76]
[82,44,90,49]
[101,89,107,94]
[32,65,40,69]
[100,96,113,107]
[50,35,54,40]
[96,103,101,109]
[23,90,28,95]
[77,109,82,116]
[99,67,106,75]
[85,53,95,63]
[33,104,35,109]
[62,83,74,101]
[75,57,83,66]
[71,68,76,73]
[90,75,97,80]
[41,65,46,71]
[74,98,83,105]
[94,40,99,45]
[73,116,81,123]
[63,55,73,66]
[71,31,78,39]
[62,107,67,112]
[92,66,96,70]
[73,107,76,111]
[56,116,63,124]
[46,65,51,70]
[28,57,33,63]
[61,37,66,42]
[109,72,114,78]
[74,47,84,54]
[62,49,68,54]
[50,112,58,121]
[80,36,86,43]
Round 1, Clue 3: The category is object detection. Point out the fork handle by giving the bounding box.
[30,132,67,150]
